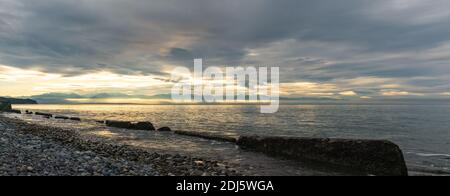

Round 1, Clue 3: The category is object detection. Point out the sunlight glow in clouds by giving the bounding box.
[280,82,338,97]
[0,65,60,81]
[381,91,422,97]
[0,65,170,96]
[1,0,450,101]
[339,91,358,96]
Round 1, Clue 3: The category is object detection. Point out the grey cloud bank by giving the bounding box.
[1,0,450,98]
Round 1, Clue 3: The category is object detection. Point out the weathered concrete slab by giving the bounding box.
[174,130,237,143]
[55,116,70,120]
[69,117,81,121]
[237,136,408,176]
[157,127,172,132]
[35,112,53,118]
[106,120,155,131]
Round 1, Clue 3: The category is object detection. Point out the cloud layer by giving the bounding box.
[1,0,450,98]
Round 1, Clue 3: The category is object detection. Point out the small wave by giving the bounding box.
[414,153,450,158]
[408,165,450,176]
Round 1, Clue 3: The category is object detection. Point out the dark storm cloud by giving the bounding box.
[1,0,450,96]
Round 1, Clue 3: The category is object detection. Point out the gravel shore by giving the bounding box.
[0,115,242,176]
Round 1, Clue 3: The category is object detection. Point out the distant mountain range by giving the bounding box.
[20,93,172,104]
[0,97,38,104]
[12,92,342,104]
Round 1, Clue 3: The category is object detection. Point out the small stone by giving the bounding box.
[216,163,226,168]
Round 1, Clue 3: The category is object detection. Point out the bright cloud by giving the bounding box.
[0,65,171,96]
[280,82,338,97]
[381,91,410,96]
[339,91,358,96]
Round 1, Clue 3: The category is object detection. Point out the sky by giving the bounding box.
[1,0,450,101]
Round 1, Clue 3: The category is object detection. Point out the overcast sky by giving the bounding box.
[1,0,450,99]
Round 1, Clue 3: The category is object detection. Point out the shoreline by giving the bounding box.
[5,111,358,176]
[0,103,413,176]
[0,116,243,176]
[1,112,411,176]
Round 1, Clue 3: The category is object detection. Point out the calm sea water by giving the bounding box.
[12,104,450,175]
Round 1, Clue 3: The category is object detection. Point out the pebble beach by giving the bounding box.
[0,116,242,176]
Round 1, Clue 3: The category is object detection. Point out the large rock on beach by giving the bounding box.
[35,112,53,118]
[69,117,81,121]
[133,122,155,130]
[105,120,132,129]
[173,130,237,143]
[0,102,12,111]
[157,127,172,132]
[106,120,155,131]
[236,136,408,176]
[0,102,21,113]
[55,116,70,120]
[8,109,22,114]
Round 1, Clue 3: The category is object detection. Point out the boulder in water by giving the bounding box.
[69,117,81,121]
[106,120,133,129]
[157,127,172,132]
[35,112,53,118]
[105,120,155,131]
[133,122,155,131]
[173,130,237,143]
